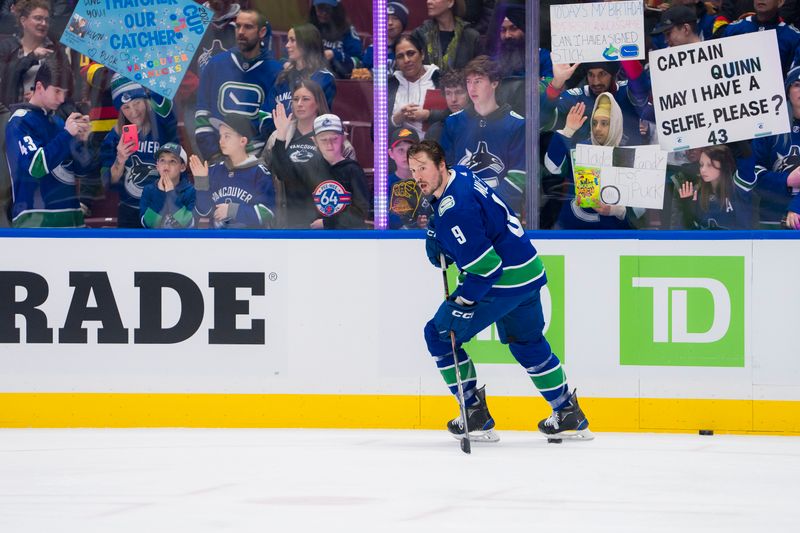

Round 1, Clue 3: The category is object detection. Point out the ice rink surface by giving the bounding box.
[0,428,798,532]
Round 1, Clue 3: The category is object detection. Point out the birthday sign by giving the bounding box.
[574,145,668,209]
[60,0,212,100]
[650,30,790,151]
[550,1,645,64]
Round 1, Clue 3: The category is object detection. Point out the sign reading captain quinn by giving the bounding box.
[60,0,212,100]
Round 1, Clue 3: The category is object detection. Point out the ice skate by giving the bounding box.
[447,386,500,443]
[538,389,594,442]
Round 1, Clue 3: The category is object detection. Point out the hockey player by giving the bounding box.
[5,57,92,227]
[190,114,276,229]
[195,9,282,161]
[409,139,592,442]
[139,142,195,229]
[439,55,526,215]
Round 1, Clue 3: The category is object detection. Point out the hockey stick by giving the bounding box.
[440,254,471,454]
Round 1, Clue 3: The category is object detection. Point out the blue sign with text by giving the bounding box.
[60,0,212,100]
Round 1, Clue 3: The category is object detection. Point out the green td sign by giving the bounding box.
[449,256,565,364]
[619,256,745,367]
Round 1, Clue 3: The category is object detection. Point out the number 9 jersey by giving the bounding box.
[429,165,547,304]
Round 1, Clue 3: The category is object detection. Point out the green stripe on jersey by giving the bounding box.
[29,148,48,178]
[12,209,84,228]
[463,247,502,277]
[494,255,545,288]
[440,359,477,387]
[530,364,566,391]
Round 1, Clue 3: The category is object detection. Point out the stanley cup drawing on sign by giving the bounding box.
[60,0,212,100]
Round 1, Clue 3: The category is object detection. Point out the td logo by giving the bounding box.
[448,256,565,364]
[620,256,745,367]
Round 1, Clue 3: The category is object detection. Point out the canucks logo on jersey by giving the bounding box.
[457,141,505,189]
[124,155,157,199]
[776,145,800,173]
[218,81,265,117]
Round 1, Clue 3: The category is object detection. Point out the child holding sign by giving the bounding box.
[544,97,646,229]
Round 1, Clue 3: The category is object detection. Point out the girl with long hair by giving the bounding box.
[308,0,363,79]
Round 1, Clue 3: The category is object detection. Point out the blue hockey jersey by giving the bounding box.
[5,104,93,227]
[751,120,800,225]
[439,103,526,215]
[194,156,276,229]
[140,176,196,229]
[99,97,177,210]
[319,24,363,78]
[430,166,546,303]
[195,47,283,160]
[720,16,800,75]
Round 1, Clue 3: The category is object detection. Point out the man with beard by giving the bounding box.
[195,9,282,162]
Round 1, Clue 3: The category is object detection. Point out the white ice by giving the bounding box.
[0,429,798,532]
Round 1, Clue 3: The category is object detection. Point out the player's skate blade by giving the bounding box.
[450,429,500,443]
[542,428,594,441]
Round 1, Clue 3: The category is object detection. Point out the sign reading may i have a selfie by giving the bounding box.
[60,0,212,100]
[650,30,790,151]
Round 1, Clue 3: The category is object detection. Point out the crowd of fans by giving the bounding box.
[0,0,373,229]
[3,0,800,230]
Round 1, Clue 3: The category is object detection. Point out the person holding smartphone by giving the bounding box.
[99,74,177,228]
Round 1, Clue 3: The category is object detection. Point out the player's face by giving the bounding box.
[465,74,497,107]
[235,12,264,54]
[157,153,184,180]
[314,131,344,161]
[427,0,452,19]
[389,141,412,171]
[286,29,301,61]
[292,87,317,121]
[587,68,612,95]
[444,85,468,113]
[120,98,148,127]
[395,40,424,81]
[698,152,722,183]
[218,124,246,156]
[387,15,403,41]
[21,8,49,41]
[592,116,610,145]
[500,18,524,42]
[409,152,446,197]
[38,83,66,111]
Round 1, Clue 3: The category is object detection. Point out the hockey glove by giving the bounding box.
[426,227,454,267]
[434,298,476,341]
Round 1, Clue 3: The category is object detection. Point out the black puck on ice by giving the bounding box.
[699,429,714,436]
[548,438,563,444]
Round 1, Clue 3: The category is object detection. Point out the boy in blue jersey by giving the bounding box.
[140,143,195,228]
[190,114,276,228]
[5,57,92,227]
[408,140,592,442]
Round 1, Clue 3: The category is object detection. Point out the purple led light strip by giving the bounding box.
[373,0,388,230]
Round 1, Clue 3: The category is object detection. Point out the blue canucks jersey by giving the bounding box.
[430,166,546,303]
[439,104,526,215]
[195,47,283,159]
[751,120,800,224]
[5,104,93,227]
[194,156,276,228]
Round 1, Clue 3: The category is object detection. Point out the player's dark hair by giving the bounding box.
[463,55,501,83]
[407,140,447,169]
[440,68,466,90]
[697,145,735,212]
[293,78,330,116]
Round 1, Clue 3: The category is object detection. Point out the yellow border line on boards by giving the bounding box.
[0,394,798,435]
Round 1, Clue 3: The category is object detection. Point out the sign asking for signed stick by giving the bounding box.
[574,145,668,210]
[650,31,790,151]
[60,0,212,100]
[550,1,645,64]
